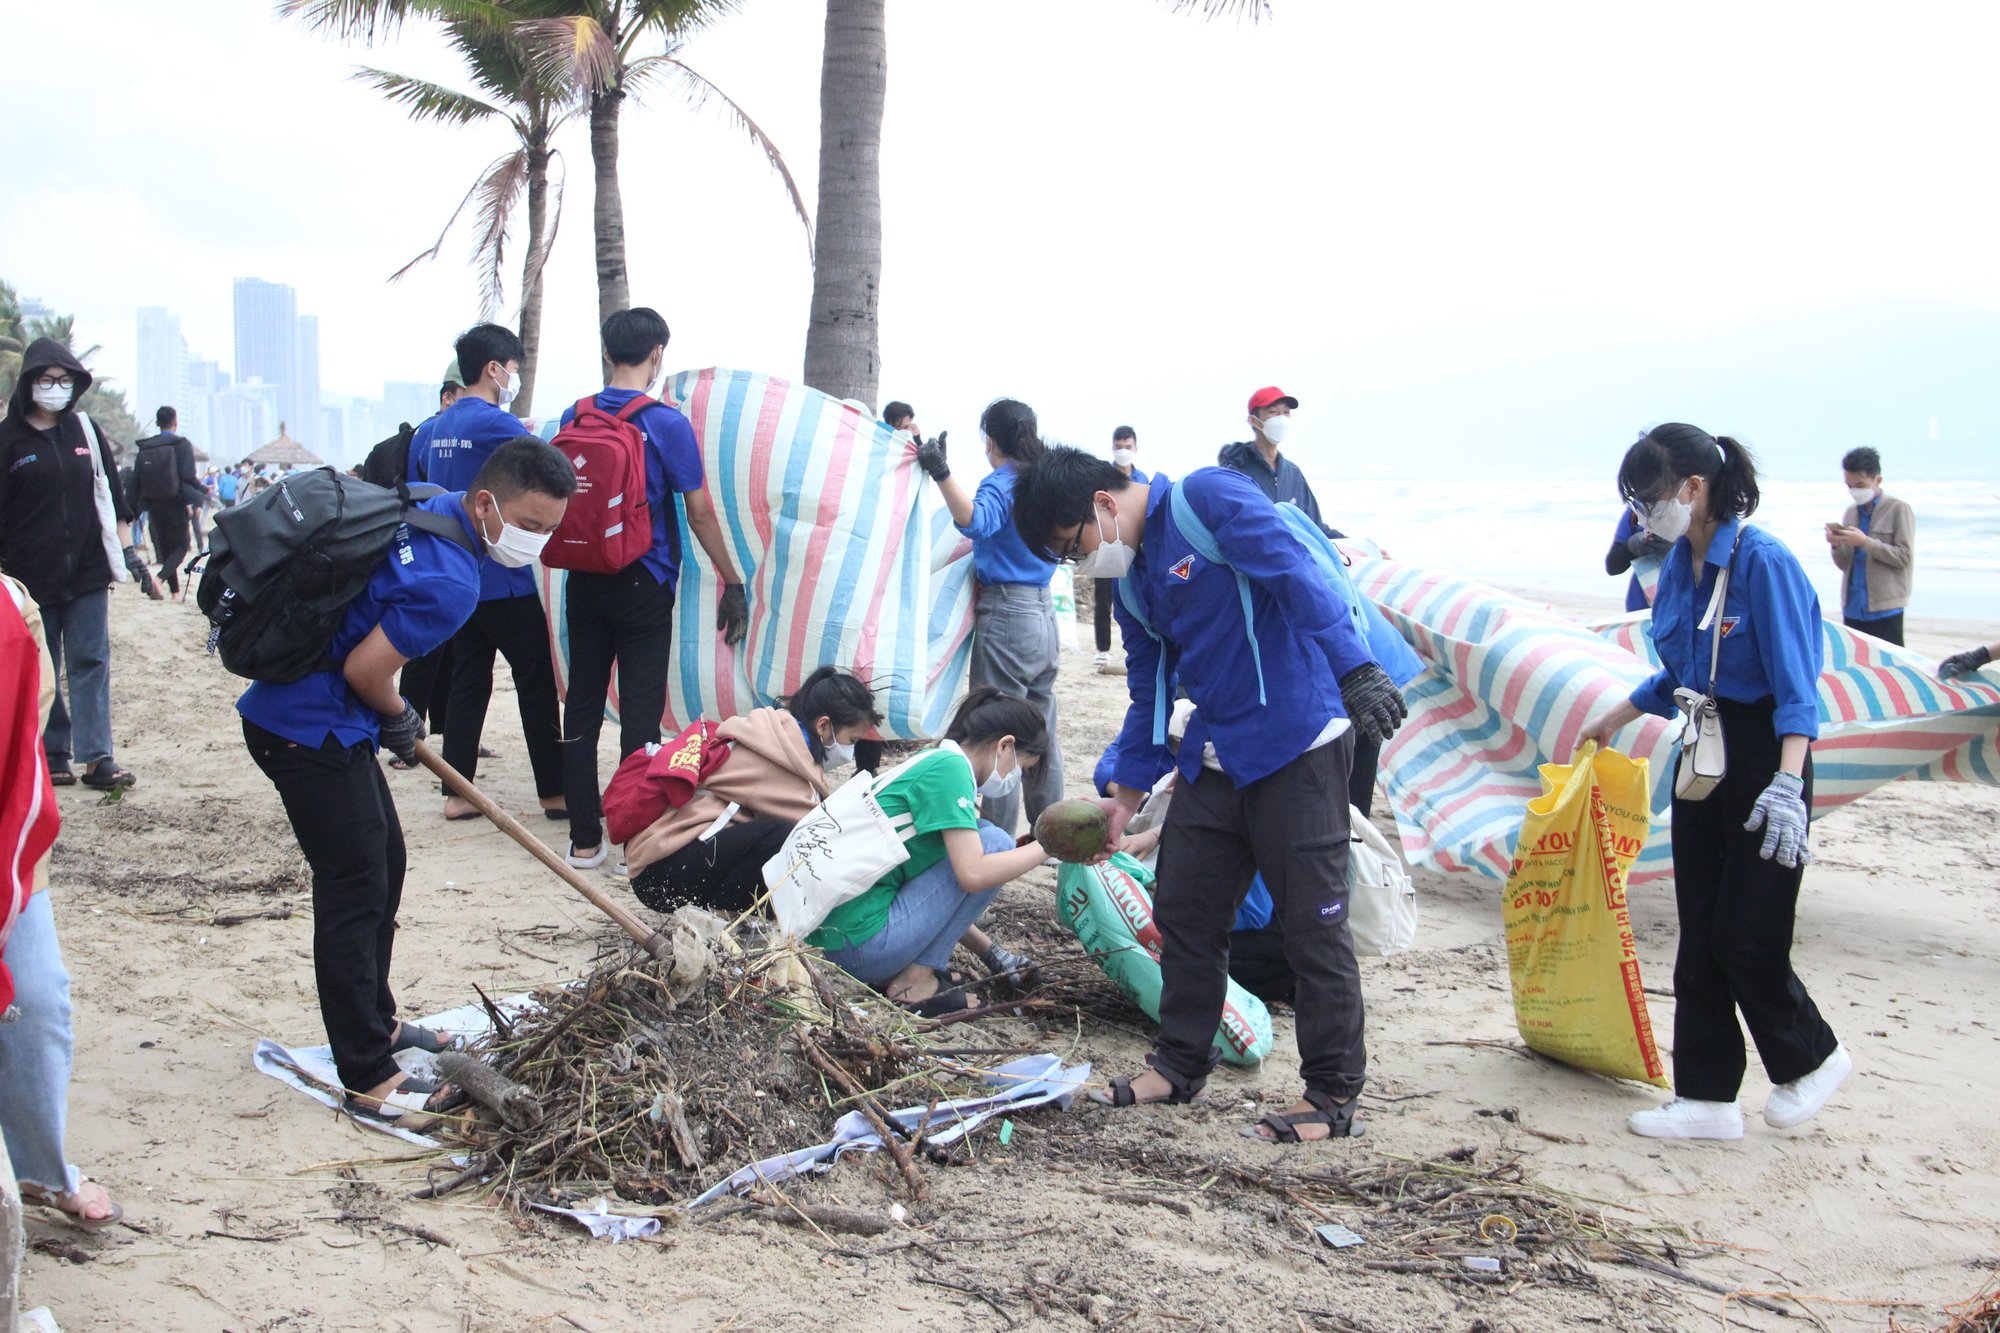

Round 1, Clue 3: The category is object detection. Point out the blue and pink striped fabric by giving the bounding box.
[537,369,975,739]
[1350,554,2000,888]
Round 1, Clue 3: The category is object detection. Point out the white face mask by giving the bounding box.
[31,383,74,413]
[1638,482,1694,544]
[479,499,549,568]
[1255,413,1291,446]
[978,748,1022,799]
[1074,504,1136,579]
[1112,448,1136,467]
[822,738,855,768]
[1847,485,1879,506]
[494,367,520,408]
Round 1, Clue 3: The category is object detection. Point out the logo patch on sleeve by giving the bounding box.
[1720,615,1743,638]
[1170,555,1195,581]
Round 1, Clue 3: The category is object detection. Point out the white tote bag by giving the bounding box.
[763,743,969,939]
[1348,808,1419,956]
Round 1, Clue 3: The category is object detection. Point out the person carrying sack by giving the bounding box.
[1583,422,1851,1142]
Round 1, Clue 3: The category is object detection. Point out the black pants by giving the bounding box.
[1844,612,1904,647]
[400,641,455,736]
[562,566,676,851]
[1094,578,1116,653]
[1669,697,1838,1102]
[441,593,564,800]
[1153,733,1366,1098]
[147,502,190,595]
[244,719,407,1094]
[1348,730,1381,820]
[630,818,791,915]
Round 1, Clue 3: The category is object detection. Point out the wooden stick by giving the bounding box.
[434,1051,544,1132]
[414,741,666,958]
[799,1032,926,1201]
[1610,1250,1795,1317]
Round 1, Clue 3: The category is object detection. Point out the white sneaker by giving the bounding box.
[610,860,629,878]
[1763,1044,1852,1129]
[1627,1098,1744,1140]
[566,843,609,870]
[1093,651,1112,669]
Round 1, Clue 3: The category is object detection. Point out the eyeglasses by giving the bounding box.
[1053,526,1085,563]
[33,374,75,389]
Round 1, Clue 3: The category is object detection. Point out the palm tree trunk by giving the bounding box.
[803,0,886,409]
[590,88,630,361]
[515,142,552,418]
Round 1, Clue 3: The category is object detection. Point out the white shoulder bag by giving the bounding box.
[763,742,972,938]
[1671,531,1742,802]
[76,413,131,583]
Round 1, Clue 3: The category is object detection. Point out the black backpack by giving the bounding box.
[197,467,476,683]
[357,422,416,490]
[136,438,179,503]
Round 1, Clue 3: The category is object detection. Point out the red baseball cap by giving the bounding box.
[1247,386,1299,414]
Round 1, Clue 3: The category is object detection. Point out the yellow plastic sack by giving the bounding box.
[1501,743,1668,1087]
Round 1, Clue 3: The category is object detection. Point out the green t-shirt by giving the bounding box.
[807,748,982,951]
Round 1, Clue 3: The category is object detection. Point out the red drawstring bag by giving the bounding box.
[603,721,733,847]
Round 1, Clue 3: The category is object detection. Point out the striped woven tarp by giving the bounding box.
[1350,554,2000,888]
[536,369,975,739]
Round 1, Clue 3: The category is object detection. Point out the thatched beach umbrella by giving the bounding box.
[244,423,323,471]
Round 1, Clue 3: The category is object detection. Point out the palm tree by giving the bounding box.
[799,0,1272,410]
[355,18,578,415]
[280,0,812,342]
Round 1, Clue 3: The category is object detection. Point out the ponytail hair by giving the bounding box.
[943,686,1048,757]
[1617,422,1761,521]
[979,397,1044,465]
[781,666,882,763]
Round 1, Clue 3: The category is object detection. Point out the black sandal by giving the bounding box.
[889,968,978,1017]
[1091,1055,1204,1107]
[80,761,136,790]
[48,765,76,787]
[389,1022,454,1055]
[1240,1087,1365,1143]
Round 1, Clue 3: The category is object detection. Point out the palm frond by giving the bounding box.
[470,150,531,317]
[387,172,489,282]
[443,16,581,111]
[352,66,501,125]
[513,15,622,94]
[275,0,522,41]
[1163,0,1271,18]
[626,54,814,264]
[620,0,742,56]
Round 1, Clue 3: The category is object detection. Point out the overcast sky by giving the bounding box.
[9,0,2000,479]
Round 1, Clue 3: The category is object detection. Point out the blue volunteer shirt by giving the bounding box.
[556,389,706,585]
[411,395,533,601]
[236,494,483,750]
[1630,515,1824,740]
[957,465,1055,587]
[1105,468,1376,790]
[1842,499,1889,622]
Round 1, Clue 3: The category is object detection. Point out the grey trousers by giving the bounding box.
[967,582,1065,835]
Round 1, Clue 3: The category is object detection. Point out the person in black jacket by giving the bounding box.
[127,406,206,598]
[0,338,146,788]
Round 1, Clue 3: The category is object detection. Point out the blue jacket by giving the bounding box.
[411,395,535,601]
[1631,516,1824,739]
[1106,468,1375,790]
[957,465,1055,587]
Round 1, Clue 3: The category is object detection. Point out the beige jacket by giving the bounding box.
[5,575,55,893]
[623,708,830,877]
[1830,492,1915,615]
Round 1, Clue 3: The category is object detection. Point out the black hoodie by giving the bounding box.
[0,337,134,606]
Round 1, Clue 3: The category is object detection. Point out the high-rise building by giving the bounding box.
[294,315,322,448]
[135,307,184,422]
[181,356,223,451]
[232,278,298,432]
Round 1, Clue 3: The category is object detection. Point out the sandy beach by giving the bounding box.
[14,580,1999,1332]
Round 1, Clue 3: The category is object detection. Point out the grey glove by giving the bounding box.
[1338,662,1408,744]
[1744,771,1811,869]
[1939,645,1992,680]
[1627,531,1672,559]
[123,546,164,600]
[914,430,950,482]
[378,700,425,767]
[717,582,749,646]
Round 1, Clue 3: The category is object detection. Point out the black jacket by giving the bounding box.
[1215,441,1344,539]
[126,431,206,512]
[0,338,134,607]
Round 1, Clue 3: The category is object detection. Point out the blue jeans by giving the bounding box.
[41,587,115,769]
[0,893,82,1195]
[820,822,1013,985]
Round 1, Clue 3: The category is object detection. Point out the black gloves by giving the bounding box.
[718,583,749,646]
[914,430,951,482]
[1938,645,1993,680]
[1626,531,1673,559]
[1339,662,1408,744]
[378,700,425,766]
[123,546,164,601]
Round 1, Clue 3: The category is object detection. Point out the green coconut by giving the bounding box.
[1033,799,1110,864]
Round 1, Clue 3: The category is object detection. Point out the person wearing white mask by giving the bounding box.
[240,439,576,1124]
[808,688,1055,1015]
[1093,425,1151,673]
[1826,446,1913,647]
[1582,423,1849,1142]
[1217,385,1338,533]
[551,307,748,871]
[409,323,569,822]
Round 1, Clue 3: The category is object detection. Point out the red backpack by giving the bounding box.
[542,394,656,573]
